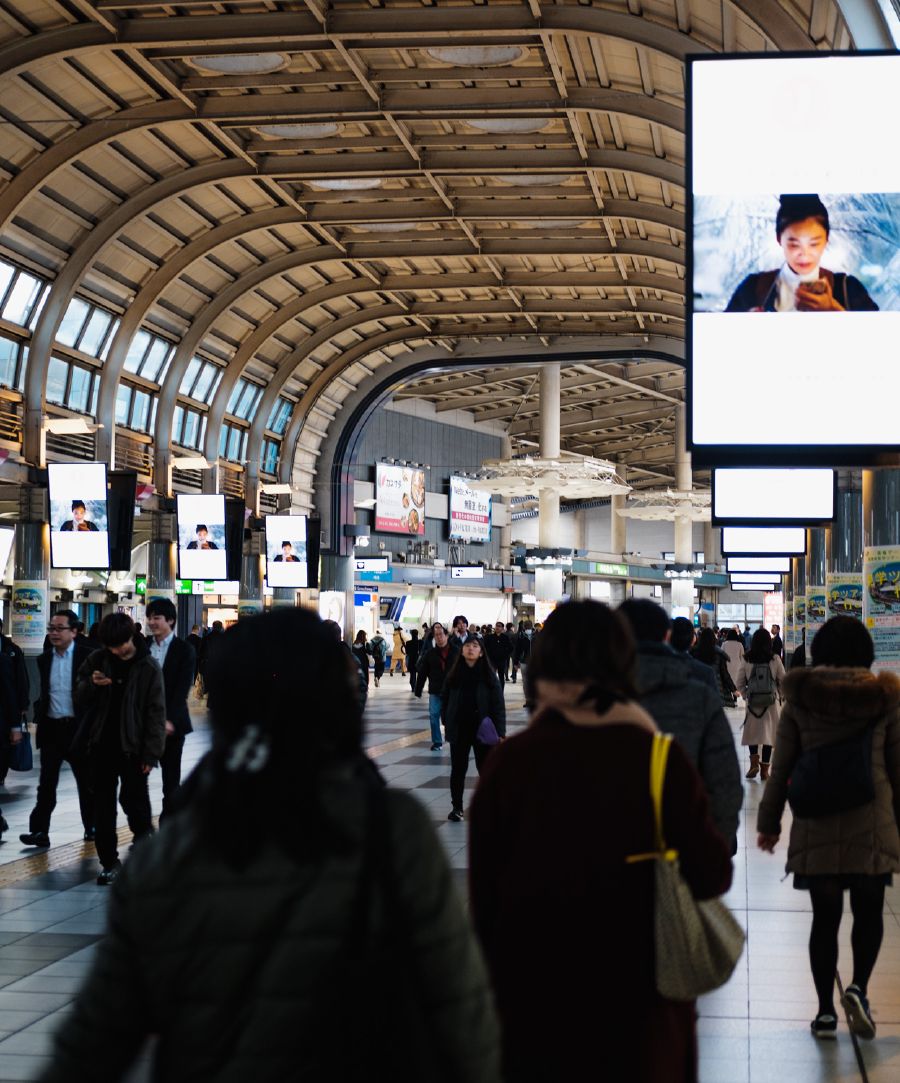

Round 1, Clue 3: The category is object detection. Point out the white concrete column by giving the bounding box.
[610,461,627,556]
[538,363,561,549]
[499,432,512,565]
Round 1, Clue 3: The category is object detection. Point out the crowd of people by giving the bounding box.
[0,595,894,1081]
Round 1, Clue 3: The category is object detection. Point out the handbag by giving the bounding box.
[787,726,875,819]
[475,716,500,746]
[627,733,745,1001]
[9,726,33,772]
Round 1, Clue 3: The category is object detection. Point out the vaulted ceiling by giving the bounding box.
[0,0,869,506]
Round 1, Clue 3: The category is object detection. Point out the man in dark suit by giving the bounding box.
[146,597,196,822]
[20,609,94,847]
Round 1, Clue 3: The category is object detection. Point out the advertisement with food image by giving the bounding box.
[375,462,426,535]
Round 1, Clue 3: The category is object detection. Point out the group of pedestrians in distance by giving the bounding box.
[0,592,893,1081]
[2,601,200,886]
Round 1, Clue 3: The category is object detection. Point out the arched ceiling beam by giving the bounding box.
[290,334,685,545]
[95,205,304,463]
[247,316,685,491]
[23,158,246,464]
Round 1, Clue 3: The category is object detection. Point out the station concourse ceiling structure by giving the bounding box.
[0,0,882,523]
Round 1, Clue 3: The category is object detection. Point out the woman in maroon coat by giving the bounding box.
[469,601,733,1083]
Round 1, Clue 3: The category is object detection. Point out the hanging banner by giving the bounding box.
[374,463,426,535]
[448,476,492,543]
[825,572,863,620]
[863,546,900,672]
[11,580,48,655]
[805,585,827,646]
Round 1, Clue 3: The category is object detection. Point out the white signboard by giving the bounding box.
[449,476,492,543]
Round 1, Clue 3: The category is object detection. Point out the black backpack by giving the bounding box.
[787,726,875,818]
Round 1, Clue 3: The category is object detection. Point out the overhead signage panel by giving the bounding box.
[721,526,807,556]
[712,468,835,525]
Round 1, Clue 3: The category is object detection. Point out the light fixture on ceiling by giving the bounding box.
[308,177,384,191]
[426,46,525,67]
[498,174,572,186]
[466,118,550,134]
[515,219,588,229]
[188,53,289,75]
[255,122,341,139]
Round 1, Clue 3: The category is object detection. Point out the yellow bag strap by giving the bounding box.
[626,732,678,865]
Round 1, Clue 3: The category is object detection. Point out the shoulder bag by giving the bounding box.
[9,724,33,772]
[627,733,745,1001]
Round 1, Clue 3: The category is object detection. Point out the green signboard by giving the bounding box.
[594,562,628,577]
[135,574,147,595]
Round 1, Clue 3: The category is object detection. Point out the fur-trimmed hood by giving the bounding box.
[783,666,900,723]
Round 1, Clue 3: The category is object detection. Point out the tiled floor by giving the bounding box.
[0,678,898,1080]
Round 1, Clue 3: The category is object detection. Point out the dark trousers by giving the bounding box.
[408,664,417,691]
[450,739,493,810]
[30,722,94,834]
[748,744,773,763]
[159,733,186,823]
[498,657,510,682]
[91,748,153,870]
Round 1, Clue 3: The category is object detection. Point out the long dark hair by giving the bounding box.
[746,627,773,664]
[693,627,719,665]
[526,600,637,714]
[444,637,496,688]
[196,608,364,867]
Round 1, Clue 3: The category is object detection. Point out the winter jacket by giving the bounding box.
[33,640,93,750]
[512,631,531,665]
[38,765,502,1083]
[633,642,742,852]
[735,655,785,747]
[0,635,29,725]
[74,643,166,766]
[441,668,506,744]
[414,642,460,698]
[157,636,196,736]
[484,633,511,669]
[758,667,900,877]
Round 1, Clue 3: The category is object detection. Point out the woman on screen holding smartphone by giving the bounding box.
[725,194,878,313]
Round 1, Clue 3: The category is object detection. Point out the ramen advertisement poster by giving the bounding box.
[375,463,426,535]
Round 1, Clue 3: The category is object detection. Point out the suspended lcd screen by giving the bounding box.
[688,53,900,465]
[176,494,227,580]
[727,556,792,574]
[730,581,779,592]
[730,572,785,584]
[264,514,308,589]
[712,468,835,525]
[721,526,807,556]
[48,462,110,569]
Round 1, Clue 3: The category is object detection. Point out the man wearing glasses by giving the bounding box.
[20,611,94,849]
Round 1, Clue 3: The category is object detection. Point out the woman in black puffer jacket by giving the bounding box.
[40,609,501,1083]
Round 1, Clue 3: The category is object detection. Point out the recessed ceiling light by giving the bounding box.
[498,174,572,186]
[256,123,341,139]
[308,178,384,190]
[426,46,525,67]
[466,118,550,134]
[189,53,288,75]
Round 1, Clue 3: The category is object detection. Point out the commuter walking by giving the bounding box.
[186,624,203,682]
[692,627,737,707]
[352,630,370,689]
[441,634,505,823]
[469,601,732,1082]
[146,598,196,824]
[758,617,900,1041]
[619,599,742,854]
[511,621,532,682]
[414,623,459,751]
[736,627,785,779]
[0,629,29,787]
[771,623,785,661]
[0,637,27,840]
[722,628,745,692]
[75,613,165,885]
[451,615,470,647]
[20,610,93,848]
[368,630,388,687]
[484,622,512,683]
[406,628,420,692]
[38,608,502,1083]
[197,621,224,698]
[390,625,407,676]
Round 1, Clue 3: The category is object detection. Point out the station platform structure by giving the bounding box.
[0,682,896,1081]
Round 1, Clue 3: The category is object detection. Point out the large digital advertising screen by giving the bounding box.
[48,462,110,569]
[721,526,807,557]
[689,53,900,464]
[375,462,425,535]
[712,468,835,525]
[726,555,791,575]
[264,514,308,588]
[448,476,492,543]
[176,494,227,580]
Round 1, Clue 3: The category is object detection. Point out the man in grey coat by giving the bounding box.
[619,599,743,854]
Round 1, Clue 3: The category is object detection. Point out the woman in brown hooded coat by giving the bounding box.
[758,617,900,1042]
